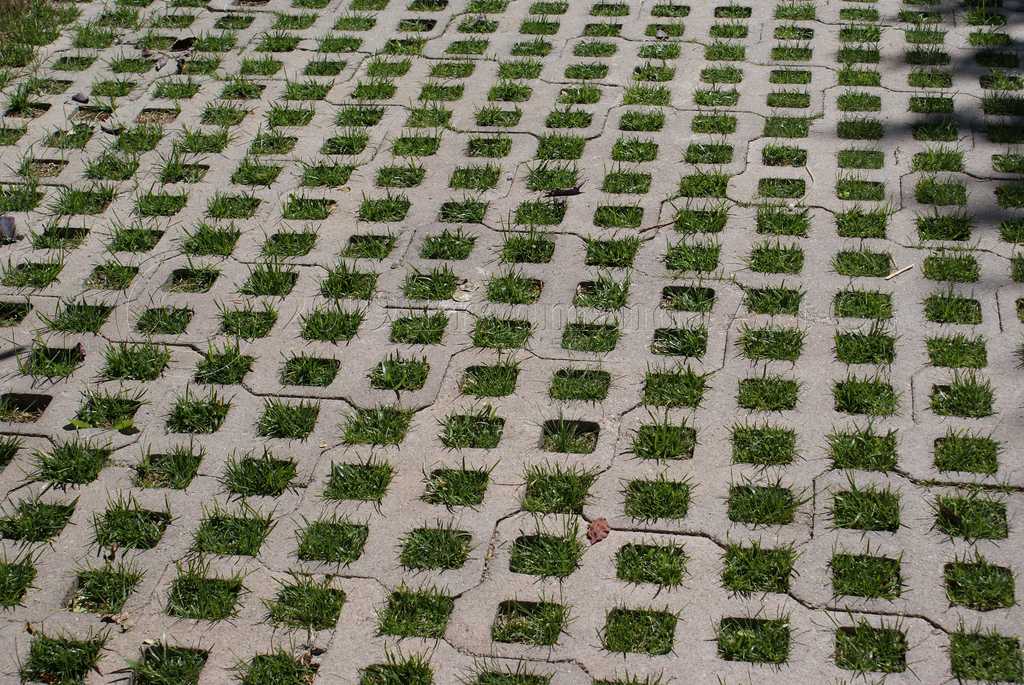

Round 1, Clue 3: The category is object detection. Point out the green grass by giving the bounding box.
[949,628,1024,683]
[473,316,533,349]
[737,375,799,411]
[102,342,170,381]
[377,585,453,638]
[32,437,111,486]
[421,228,476,259]
[135,443,203,489]
[835,325,896,365]
[739,325,804,361]
[619,109,665,131]
[1,258,64,289]
[192,502,273,556]
[677,171,730,198]
[510,525,584,578]
[675,206,728,233]
[830,479,900,532]
[722,541,796,593]
[19,343,83,378]
[224,448,296,497]
[264,572,345,630]
[492,600,567,646]
[602,607,677,655]
[833,248,891,277]
[0,302,31,327]
[257,399,319,439]
[0,495,75,542]
[370,353,429,391]
[521,462,595,514]
[731,423,797,465]
[460,360,519,396]
[764,115,811,138]
[763,145,807,167]
[692,113,736,135]
[550,368,610,402]
[574,274,630,309]
[755,205,807,236]
[915,145,964,172]
[324,457,394,501]
[128,644,208,685]
[282,195,335,220]
[81,150,137,181]
[403,265,457,300]
[390,310,448,344]
[71,560,143,614]
[19,630,107,685]
[447,38,489,54]
[526,161,579,191]
[930,370,994,418]
[935,428,1000,473]
[837,91,881,112]
[298,305,362,341]
[0,551,35,607]
[925,288,981,324]
[632,411,695,460]
[616,542,687,586]
[136,306,192,335]
[562,319,619,351]
[238,260,298,297]
[136,190,188,217]
[400,522,472,570]
[86,259,139,288]
[835,619,907,673]
[93,494,170,550]
[838,148,883,169]
[643,364,708,407]
[219,301,276,335]
[296,514,368,564]
[748,240,804,273]
[717,616,791,664]
[167,387,230,434]
[834,289,893,320]
[203,192,258,219]
[664,240,720,273]
[831,551,903,598]
[918,211,974,242]
[282,354,339,387]
[343,405,413,445]
[422,464,491,507]
[827,422,897,471]
[623,475,691,520]
[585,236,641,267]
[50,184,114,215]
[487,269,542,304]
[833,374,899,415]
[301,161,355,187]
[360,652,434,685]
[358,192,410,222]
[107,224,162,252]
[165,558,244,620]
[0,436,21,470]
[917,176,967,206]
[651,327,707,357]
[168,262,219,293]
[945,551,1016,611]
[319,261,377,299]
[924,251,979,282]
[232,158,281,186]
[541,416,599,454]
[728,478,804,525]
